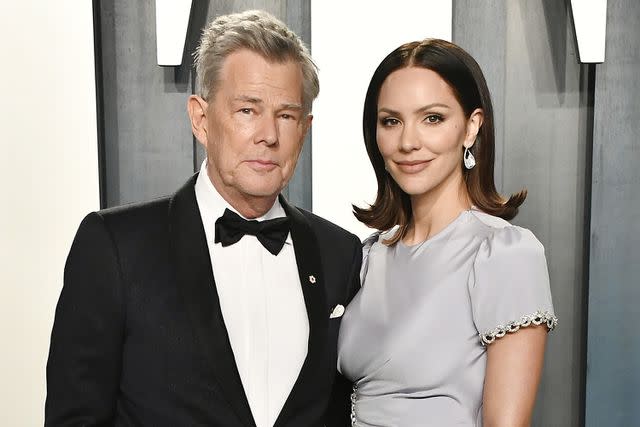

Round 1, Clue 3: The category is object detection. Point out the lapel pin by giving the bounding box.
[308,275,316,284]
[330,304,345,319]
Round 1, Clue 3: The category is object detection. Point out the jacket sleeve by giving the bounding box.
[45,212,125,426]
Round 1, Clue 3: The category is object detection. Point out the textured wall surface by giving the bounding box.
[454,1,590,425]
[96,0,312,208]
[586,1,640,425]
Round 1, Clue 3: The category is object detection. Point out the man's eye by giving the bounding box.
[239,108,253,114]
[381,117,400,126]
[280,113,293,120]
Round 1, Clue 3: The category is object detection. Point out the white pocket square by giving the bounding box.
[329,304,345,319]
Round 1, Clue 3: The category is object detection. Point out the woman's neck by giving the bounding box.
[405,174,472,245]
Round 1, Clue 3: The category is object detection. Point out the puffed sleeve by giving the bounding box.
[468,225,557,346]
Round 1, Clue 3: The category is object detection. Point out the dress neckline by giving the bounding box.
[398,208,474,250]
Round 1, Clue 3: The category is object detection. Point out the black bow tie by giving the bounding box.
[214,208,291,256]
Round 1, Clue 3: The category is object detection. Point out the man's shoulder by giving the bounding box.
[72,197,173,249]
[72,196,174,259]
[96,196,172,228]
[95,173,197,228]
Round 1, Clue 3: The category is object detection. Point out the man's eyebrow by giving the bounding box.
[233,96,302,111]
[280,103,303,111]
[233,95,262,104]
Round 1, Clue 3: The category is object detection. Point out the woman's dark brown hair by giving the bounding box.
[353,39,526,244]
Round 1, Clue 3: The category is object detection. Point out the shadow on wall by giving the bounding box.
[163,0,211,171]
[520,0,570,105]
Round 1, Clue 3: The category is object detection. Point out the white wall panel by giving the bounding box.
[311,0,452,238]
[0,2,99,425]
[570,0,607,63]
[155,0,193,65]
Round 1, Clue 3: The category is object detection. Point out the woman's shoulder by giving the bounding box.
[467,209,544,254]
[362,226,400,250]
[359,227,397,286]
[362,230,383,250]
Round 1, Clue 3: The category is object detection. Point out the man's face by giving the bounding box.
[192,49,311,212]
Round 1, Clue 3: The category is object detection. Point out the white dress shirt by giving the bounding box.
[194,160,309,427]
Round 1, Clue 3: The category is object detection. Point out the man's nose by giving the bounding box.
[256,115,279,146]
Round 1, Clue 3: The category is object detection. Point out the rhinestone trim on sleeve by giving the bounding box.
[480,310,558,346]
[350,383,358,426]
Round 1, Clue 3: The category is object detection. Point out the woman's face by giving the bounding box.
[376,66,482,198]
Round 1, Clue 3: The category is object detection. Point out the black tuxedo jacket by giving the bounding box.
[46,174,361,426]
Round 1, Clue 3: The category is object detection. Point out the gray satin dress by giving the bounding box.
[337,209,557,427]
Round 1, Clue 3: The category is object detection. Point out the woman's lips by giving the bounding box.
[395,159,432,174]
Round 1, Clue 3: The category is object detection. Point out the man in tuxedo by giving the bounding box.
[45,10,360,427]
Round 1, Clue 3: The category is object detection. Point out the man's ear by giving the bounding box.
[187,95,209,147]
[302,113,313,137]
[464,108,484,149]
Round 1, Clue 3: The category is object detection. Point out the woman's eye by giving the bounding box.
[381,117,400,126]
[425,114,442,124]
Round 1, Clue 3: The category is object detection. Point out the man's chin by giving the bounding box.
[236,184,283,200]
[235,175,287,197]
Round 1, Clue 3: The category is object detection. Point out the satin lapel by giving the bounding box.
[169,174,255,427]
[275,196,328,426]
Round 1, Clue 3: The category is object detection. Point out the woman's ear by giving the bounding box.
[464,108,484,148]
[187,95,209,147]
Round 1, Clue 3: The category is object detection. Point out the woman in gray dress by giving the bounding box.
[336,39,557,426]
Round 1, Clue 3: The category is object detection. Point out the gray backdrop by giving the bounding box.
[95,0,640,425]
[585,1,640,426]
[453,1,590,425]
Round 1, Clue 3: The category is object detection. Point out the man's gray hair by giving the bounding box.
[194,10,319,112]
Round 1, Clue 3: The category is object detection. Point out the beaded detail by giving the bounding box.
[480,310,558,346]
[350,383,358,426]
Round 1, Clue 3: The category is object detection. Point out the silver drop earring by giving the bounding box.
[463,146,476,170]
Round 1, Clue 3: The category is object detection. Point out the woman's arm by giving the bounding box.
[482,325,548,427]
